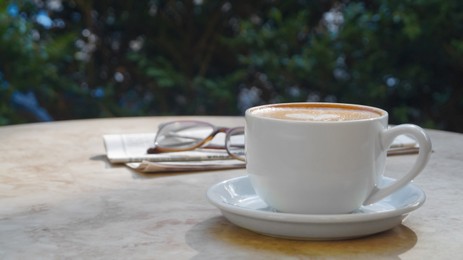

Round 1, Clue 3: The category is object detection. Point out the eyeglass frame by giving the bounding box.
[146,120,245,161]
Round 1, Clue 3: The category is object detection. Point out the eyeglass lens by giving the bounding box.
[155,121,215,149]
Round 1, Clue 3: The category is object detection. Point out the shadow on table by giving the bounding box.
[185,216,417,259]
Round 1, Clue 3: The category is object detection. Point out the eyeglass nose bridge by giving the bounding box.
[196,126,230,148]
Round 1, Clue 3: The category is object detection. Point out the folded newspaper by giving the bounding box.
[103,133,418,173]
[103,133,245,173]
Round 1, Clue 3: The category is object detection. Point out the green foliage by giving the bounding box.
[0,1,101,123]
[332,0,463,130]
[1,0,462,132]
[0,2,51,124]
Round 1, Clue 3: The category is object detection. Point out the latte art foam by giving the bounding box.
[252,106,381,122]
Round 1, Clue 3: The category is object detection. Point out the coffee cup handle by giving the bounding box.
[363,124,432,205]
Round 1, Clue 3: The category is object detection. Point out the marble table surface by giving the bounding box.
[0,116,462,259]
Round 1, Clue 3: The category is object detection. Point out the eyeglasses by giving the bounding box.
[146,120,245,161]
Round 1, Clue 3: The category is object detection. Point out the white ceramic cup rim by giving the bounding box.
[246,102,388,124]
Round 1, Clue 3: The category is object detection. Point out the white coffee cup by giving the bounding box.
[245,102,432,214]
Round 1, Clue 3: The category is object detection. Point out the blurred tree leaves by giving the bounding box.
[332,0,463,130]
[1,0,462,132]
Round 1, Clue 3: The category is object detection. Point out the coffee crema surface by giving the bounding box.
[251,106,381,122]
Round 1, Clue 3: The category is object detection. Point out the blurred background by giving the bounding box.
[1,0,462,132]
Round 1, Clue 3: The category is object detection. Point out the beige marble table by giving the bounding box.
[0,116,462,259]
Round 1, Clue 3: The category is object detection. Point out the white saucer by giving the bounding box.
[207,176,425,240]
